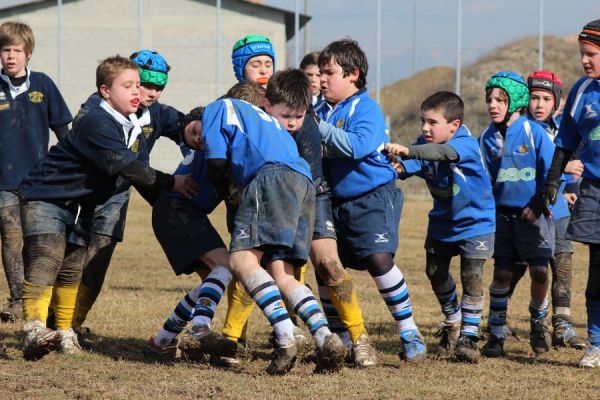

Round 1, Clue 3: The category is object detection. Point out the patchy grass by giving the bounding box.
[0,195,594,399]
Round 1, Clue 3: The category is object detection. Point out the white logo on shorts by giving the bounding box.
[538,239,550,249]
[326,220,335,232]
[374,233,389,243]
[236,229,250,239]
[475,241,488,251]
[583,104,598,119]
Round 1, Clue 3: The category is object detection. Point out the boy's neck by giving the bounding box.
[328,86,360,107]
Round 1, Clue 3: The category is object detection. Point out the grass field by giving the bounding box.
[0,195,597,399]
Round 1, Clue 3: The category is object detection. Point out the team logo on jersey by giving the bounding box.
[583,104,598,119]
[0,91,6,101]
[326,220,335,232]
[236,228,250,239]
[0,103,9,111]
[143,126,153,138]
[496,167,536,182]
[475,241,489,251]
[130,138,140,153]
[374,233,389,243]
[590,126,600,141]
[517,144,529,154]
[28,91,43,103]
[337,119,344,128]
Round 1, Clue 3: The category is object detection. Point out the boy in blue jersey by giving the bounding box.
[17,56,197,360]
[185,96,347,375]
[385,91,495,363]
[312,38,426,363]
[506,70,586,350]
[0,21,72,323]
[479,71,556,358]
[541,19,600,368]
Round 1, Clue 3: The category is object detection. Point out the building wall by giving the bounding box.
[0,0,287,170]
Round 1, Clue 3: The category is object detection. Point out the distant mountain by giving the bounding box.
[379,35,583,144]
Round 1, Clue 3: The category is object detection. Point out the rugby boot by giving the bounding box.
[57,328,83,355]
[179,325,238,361]
[433,322,460,358]
[482,335,504,358]
[552,315,586,350]
[399,329,427,363]
[579,345,600,368]
[266,341,297,375]
[352,333,377,368]
[22,320,59,360]
[454,335,480,363]
[530,317,551,354]
[316,333,348,373]
[146,336,179,359]
[0,299,23,323]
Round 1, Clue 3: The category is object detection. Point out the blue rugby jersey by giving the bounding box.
[313,88,396,199]
[555,77,600,180]
[0,69,72,190]
[202,98,312,187]
[401,126,495,242]
[169,150,220,212]
[479,116,555,209]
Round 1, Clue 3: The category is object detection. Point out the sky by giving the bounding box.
[265,0,600,87]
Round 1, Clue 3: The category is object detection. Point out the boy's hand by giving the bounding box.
[563,192,578,208]
[521,206,545,222]
[384,143,410,157]
[172,174,199,199]
[564,159,584,177]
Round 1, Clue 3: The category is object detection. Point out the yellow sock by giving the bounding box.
[72,281,101,330]
[328,271,367,343]
[294,264,307,284]
[222,278,255,342]
[22,280,53,323]
[53,283,80,330]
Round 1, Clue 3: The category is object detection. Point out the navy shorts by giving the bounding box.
[554,216,573,254]
[152,194,226,275]
[313,192,336,240]
[20,200,77,238]
[332,181,403,269]
[231,164,315,267]
[425,233,495,260]
[494,208,554,263]
[0,190,19,209]
[566,179,600,244]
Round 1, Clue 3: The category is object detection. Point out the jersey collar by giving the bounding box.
[0,67,31,99]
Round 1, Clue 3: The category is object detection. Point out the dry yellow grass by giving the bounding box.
[0,195,597,399]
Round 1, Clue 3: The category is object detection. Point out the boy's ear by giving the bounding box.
[348,67,360,84]
[262,97,272,112]
[450,118,461,132]
[99,84,110,99]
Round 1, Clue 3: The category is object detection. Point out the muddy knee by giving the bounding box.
[315,257,345,286]
[461,258,485,296]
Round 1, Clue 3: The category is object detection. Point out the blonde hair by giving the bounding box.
[0,21,35,57]
[96,55,139,96]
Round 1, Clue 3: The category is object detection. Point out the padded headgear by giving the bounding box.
[579,19,600,50]
[485,71,529,114]
[130,50,169,87]
[527,70,563,111]
[231,35,275,82]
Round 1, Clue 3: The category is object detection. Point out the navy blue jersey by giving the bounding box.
[169,149,220,212]
[292,115,324,184]
[402,126,496,242]
[203,98,311,187]
[19,104,137,206]
[0,69,72,190]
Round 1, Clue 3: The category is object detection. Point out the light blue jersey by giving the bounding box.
[314,88,396,199]
[479,116,555,208]
[202,98,311,187]
[402,126,495,242]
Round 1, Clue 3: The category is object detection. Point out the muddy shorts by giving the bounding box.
[20,200,77,237]
[425,233,495,259]
[566,179,600,244]
[554,216,573,254]
[312,191,336,240]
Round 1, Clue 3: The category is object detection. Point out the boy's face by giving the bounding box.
[528,90,554,122]
[486,88,509,124]
[421,108,459,144]
[0,43,28,78]
[244,55,273,87]
[320,57,359,105]
[303,64,321,96]
[100,68,140,116]
[263,99,306,134]
[139,83,164,109]
[183,120,204,150]
[580,42,600,79]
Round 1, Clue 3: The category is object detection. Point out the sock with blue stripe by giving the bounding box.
[461,294,484,337]
[587,300,600,347]
[529,295,549,321]
[432,276,461,325]
[373,265,417,335]
[488,285,509,338]
[154,285,202,346]
[191,266,232,328]
[288,285,331,347]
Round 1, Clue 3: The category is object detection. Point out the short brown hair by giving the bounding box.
[421,91,464,125]
[300,51,319,70]
[0,21,35,57]
[265,69,311,111]
[318,39,368,89]
[96,55,139,95]
[225,82,266,106]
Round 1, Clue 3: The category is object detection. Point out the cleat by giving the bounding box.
[178,325,238,361]
[454,335,480,363]
[552,315,586,350]
[315,333,348,373]
[271,325,314,359]
[215,339,247,369]
[399,329,427,363]
[530,318,551,354]
[0,300,23,323]
[22,320,59,361]
[579,345,600,368]
[266,341,297,375]
[57,328,83,355]
[147,336,179,359]
[352,333,377,368]
[433,323,460,357]
[482,335,504,358]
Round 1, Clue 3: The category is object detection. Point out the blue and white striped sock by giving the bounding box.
[432,276,461,325]
[243,269,295,347]
[461,294,484,337]
[289,285,331,347]
[529,296,549,321]
[587,300,600,347]
[317,278,346,334]
[489,285,509,338]
[190,266,232,328]
[373,265,417,335]
[154,285,203,346]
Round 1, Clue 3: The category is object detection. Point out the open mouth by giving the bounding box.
[130,99,140,107]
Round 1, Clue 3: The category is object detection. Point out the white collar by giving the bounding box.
[0,67,31,99]
[99,100,141,148]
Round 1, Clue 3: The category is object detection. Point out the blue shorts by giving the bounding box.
[494,208,554,263]
[313,192,336,240]
[425,233,495,260]
[0,190,19,209]
[566,179,600,244]
[152,194,226,276]
[332,181,403,269]
[231,164,315,267]
[20,200,77,238]
[554,216,573,254]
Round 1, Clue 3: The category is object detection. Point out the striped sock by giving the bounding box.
[432,276,461,325]
[243,269,295,347]
[191,266,232,328]
[488,285,509,338]
[154,285,203,346]
[587,300,600,347]
[317,278,346,334]
[461,294,484,337]
[529,296,549,321]
[372,265,417,335]
[288,285,331,347]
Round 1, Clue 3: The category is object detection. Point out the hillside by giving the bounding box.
[379,35,582,144]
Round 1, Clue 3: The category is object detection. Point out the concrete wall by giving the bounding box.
[0,0,287,171]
